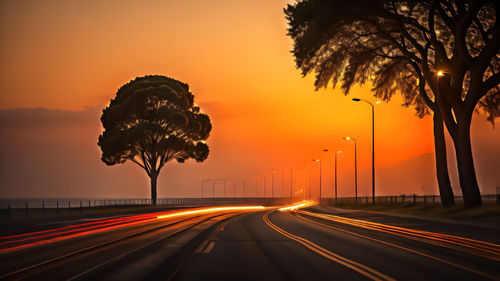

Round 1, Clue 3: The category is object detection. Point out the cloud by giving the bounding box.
[0,106,102,130]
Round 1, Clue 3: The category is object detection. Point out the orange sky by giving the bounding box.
[0,0,498,198]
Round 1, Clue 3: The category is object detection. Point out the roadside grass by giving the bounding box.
[329,203,500,226]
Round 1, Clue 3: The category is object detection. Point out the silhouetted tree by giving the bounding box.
[98,75,211,205]
[285,0,500,207]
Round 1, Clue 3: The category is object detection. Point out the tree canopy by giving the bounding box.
[285,0,500,207]
[285,0,499,123]
[98,75,211,204]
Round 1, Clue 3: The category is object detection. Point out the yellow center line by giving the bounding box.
[295,213,500,281]
[297,210,500,262]
[263,211,396,281]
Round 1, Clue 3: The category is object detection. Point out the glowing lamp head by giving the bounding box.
[343,136,351,140]
[313,159,320,162]
[352,98,361,102]
[337,150,342,154]
[375,100,381,104]
[437,71,444,77]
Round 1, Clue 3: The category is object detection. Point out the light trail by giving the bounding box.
[297,210,500,262]
[295,213,500,281]
[263,211,395,281]
[0,205,266,253]
[156,206,266,219]
[278,200,316,212]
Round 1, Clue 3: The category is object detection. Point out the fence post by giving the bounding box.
[25,201,28,217]
[42,200,45,215]
[68,200,71,214]
[80,200,83,213]
[8,204,11,219]
[413,194,416,206]
[57,201,59,214]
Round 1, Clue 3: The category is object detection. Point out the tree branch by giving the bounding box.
[483,71,500,93]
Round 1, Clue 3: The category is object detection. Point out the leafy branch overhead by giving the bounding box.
[285,0,500,124]
[98,75,211,178]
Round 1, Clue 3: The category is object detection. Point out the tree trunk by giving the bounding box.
[150,173,158,206]
[453,123,482,208]
[432,111,455,207]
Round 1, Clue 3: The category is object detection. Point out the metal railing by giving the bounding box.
[320,194,499,206]
[0,197,297,219]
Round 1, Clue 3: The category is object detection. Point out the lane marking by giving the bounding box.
[297,210,500,262]
[295,213,500,281]
[203,241,216,254]
[263,211,396,281]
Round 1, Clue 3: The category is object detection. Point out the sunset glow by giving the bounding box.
[0,0,498,199]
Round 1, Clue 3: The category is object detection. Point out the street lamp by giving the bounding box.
[307,165,312,199]
[312,159,321,200]
[335,150,342,202]
[325,149,342,202]
[352,98,377,205]
[272,171,276,198]
[343,136,358,202]
[201,179,214,200]
[213,179,226,199]
[281,169,284,198]
[254,176,259,198]
[242,177,247,198]
[264,174,267,197]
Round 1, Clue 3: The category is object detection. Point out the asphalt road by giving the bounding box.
[0,205,498,281]
[173,207,499,281]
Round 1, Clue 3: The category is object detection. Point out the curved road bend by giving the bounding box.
[173,209,499,281]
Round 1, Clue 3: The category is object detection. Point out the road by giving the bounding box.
[0,204,499,280]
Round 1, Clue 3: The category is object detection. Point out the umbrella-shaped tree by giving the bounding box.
[98,75,212,205]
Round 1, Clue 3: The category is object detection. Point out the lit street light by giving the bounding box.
[343,136,358,202]
[352,98,377,205]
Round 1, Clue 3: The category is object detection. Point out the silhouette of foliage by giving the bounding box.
[285,0,500,207]
[98,75,211,204]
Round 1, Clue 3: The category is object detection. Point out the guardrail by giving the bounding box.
[320,194,499,206]
[0,197,297,220]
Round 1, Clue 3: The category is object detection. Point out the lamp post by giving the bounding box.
[352,98,378,205]
[264,174,267,197]
[254,176,259,198]
[243,177,247,198]
[307,165,312,199]
[343,136,358,202]
[281,169,284,198]
[290,168,293,199]
[272,171,276,198]
[201,179,213,201]
[313,159,321,200]
[335,150,342,203]
[214,179,226,199]
[233,179,236,199]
